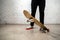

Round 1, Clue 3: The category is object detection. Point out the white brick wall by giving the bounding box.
[0,0,60,24]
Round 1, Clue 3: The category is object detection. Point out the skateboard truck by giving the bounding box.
[27,17,34,22]
[40,27,49,33]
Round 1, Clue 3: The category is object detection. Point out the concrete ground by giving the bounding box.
[0,24,60,40]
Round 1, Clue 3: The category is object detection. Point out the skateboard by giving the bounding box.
[23,10,49,33]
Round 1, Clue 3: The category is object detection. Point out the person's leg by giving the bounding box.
[26,1,37,30]
[30,1,37,28]
[39,0,49,32]
[39,0,45,24]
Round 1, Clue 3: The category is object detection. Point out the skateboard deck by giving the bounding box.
[23,10,49,32]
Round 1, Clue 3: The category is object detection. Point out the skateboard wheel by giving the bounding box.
[40,28,46,33]
[27,20,30,22]
[40,28,43,31]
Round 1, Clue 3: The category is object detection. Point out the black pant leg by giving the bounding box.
[30,1,37,26]
[39,0,45,24]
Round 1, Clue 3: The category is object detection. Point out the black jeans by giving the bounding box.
[30,0,45,26]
